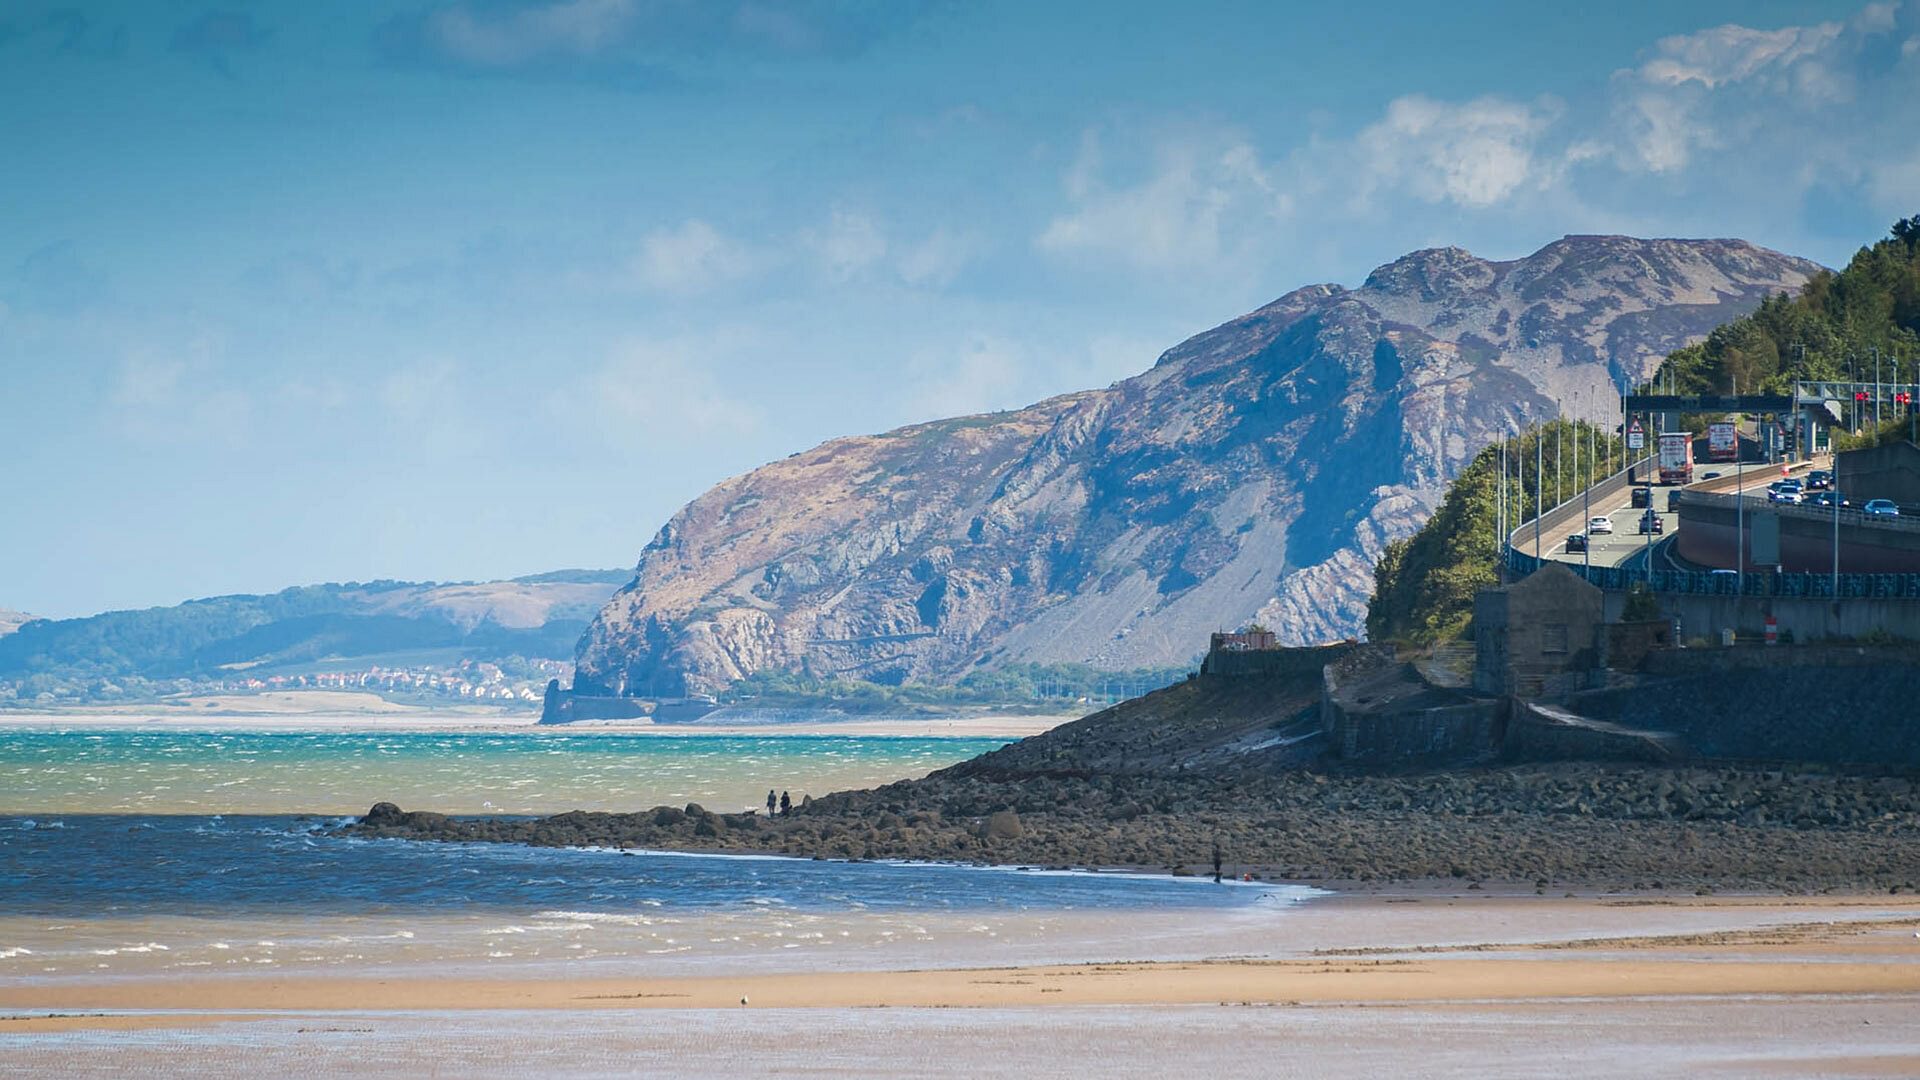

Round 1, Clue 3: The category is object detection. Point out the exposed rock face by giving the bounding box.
[0,610,33,639]
[575,236,1821,696]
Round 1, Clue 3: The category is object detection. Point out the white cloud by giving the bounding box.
[1637,21,1845,90]
[575,336,762,446]
[803,209,888,282]
[1036,2,1920,281]
[1602,2,1910,174]
[895,227,981,287]
[107,347,253,446]
[1036,127,1286,273]
[903,337,1028,420]
[1351,94,1559,208]
[629,219,764,294]
[424,0,637,68]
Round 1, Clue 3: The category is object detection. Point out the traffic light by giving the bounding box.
[1855,391,1870,403]
[1897,391,1912,409]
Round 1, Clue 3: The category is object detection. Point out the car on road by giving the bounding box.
[1565,533,1588,554]
[1767,482,1802,504]
[1588,515,1613,535]
[1630,487,1653,509]
[1700,471,1723,481]
[1806,470,1833,490]
[1864,499,1901,518]
[1637,509,1664,534]
[1805,491,1851,510]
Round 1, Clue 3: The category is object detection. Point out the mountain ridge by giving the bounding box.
[572,235,1823,698]
[0,571,627,698]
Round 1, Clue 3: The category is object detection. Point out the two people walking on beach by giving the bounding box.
[766,789,792,817]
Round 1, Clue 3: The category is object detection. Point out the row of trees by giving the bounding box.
[1367,419,1623,644]
[1642,216,1920,398]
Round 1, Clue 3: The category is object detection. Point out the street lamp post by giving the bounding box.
[1832,471,1841,600]
[1581,422,1591,578]
[1736,445,1744,595]
[1535,432,1544,560]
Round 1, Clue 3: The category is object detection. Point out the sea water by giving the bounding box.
[0,728,1014,815]
[0,728,1316,980]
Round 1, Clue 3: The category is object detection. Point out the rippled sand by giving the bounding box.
[7,899,1920,1078]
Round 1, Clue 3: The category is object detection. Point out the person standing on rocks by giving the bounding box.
[1212,840,1223,884]
[780,791,792,816]
[766,790,777,817]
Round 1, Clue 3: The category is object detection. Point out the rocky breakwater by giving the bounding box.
[349,657,1920,892]
[569,236,1821,701]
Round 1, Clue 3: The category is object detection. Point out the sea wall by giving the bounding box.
[1503,703,1681,764]
[1202,641,1365,679]
[1566,664,1920,766]
[1325,696,1503,766]
[540,686,651,724]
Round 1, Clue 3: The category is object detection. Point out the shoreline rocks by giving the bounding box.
[342,761,1920,893]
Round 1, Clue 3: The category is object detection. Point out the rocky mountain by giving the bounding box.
[573,236,1821,698]
[0,609,33,638]
[0,570,628,686]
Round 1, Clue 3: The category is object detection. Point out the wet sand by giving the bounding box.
[5,897,1917,1028]
[7,1000,1920,1079]
[8,897,1920,1077]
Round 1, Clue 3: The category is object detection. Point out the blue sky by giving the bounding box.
[3,0,1915,617]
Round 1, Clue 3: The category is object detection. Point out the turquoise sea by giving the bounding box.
[0,728,1013,816]
[0,723,1313,979]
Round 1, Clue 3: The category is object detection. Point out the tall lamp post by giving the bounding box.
[1534,431,1544,560]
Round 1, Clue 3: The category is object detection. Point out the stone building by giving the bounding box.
[1209,629,1279,652]
[1472,563,1604,697]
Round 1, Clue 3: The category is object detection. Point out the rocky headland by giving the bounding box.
[349,651,1920,892]
[566,236,1822,702]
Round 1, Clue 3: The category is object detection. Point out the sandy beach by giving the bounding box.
[7,896,1920,1078]
[6,896,1917,1026]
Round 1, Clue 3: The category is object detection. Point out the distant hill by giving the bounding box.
[0,609,33,638]
[0,572,627,691]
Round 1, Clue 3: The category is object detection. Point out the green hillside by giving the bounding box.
[1366,421,1620,644]
[1646,216,1919,400]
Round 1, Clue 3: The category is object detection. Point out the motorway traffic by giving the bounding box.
[1535,456,1833,574]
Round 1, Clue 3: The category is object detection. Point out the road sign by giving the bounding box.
[1627,419,1644,450]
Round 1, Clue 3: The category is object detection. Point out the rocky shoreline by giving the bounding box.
[345,662,1920,894]
[346,760,1920,893]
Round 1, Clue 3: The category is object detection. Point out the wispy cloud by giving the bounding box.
[107,347,254,447]
[376,0,931,83]
[1036,126,1287,275]
[1037,1,1920,282]
[801,208,888,282]
[567,334,763,447]
[628,219,767,293]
